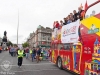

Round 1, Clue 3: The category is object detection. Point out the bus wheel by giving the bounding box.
[57,57,63,69]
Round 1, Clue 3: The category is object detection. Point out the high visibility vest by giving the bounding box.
[30,50,32,54]
[18,50,24,57]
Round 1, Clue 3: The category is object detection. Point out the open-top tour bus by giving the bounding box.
[51,0,100,75]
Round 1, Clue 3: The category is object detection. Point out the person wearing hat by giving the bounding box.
[17,48,24,68]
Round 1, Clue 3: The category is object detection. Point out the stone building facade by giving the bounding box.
[27,25,52,48]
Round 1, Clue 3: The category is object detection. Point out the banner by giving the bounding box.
[61,20,80,43]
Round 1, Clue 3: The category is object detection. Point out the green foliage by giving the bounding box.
[22,42,29,48]
[7,41,13,46]
[13,44,17,47]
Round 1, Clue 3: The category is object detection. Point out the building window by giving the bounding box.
[48,37,51,40]
[54,44,57,49]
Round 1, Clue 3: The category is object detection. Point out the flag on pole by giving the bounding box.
[84,0,88,10]
[81,0,88,18]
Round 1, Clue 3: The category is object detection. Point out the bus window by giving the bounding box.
[63,43,72,50]
[58,44,63,50]
[54,44,57,49]
[51,44,54,49]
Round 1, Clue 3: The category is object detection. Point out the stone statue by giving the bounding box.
[4,31,7,36]
[3,31,7,42]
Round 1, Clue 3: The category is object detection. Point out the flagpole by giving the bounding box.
[17,9,19,46]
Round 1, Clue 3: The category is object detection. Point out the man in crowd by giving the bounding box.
[17,48,24,68]
[25,47,29,59]
[10,46,15,57]
[36,47,41,63]
[0,46,2,53]
[31,47,36,62]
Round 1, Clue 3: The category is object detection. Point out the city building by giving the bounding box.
[27,25,53,48]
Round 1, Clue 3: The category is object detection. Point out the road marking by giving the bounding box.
[0,56,5,61]
[13,68,59,73]
[0,62,53,66]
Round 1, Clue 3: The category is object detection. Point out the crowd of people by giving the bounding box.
[7,46,51,68]
[8,46,51,63]
[53,7,84,29]
[24,47,51,63]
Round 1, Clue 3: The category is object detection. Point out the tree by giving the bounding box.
[22,42,29,48]
[13,44,17,47]
[7,41,13,46]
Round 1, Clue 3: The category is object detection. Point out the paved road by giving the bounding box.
[0,51,73,75]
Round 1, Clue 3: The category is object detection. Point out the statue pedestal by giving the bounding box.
[2,42,7,50]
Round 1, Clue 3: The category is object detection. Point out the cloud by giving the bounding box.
[9,35,24,44]
[0,0,100,44]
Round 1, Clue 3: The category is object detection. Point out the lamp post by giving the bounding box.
[17,9,19,46]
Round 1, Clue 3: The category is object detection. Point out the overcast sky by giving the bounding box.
[0,0,100,44]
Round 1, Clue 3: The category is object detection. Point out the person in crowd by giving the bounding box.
[10,46,15,57]
[41,47,44,58]
[43,48,48,60]
[30,48,32,58]
[70,13,74,22]
[17,48,24,68]
[0,46,2,53]
[45,49,49,60]
[60,20,63,26]
[48,48,51,57]
[67,15,72,24]
[73,10,78,21]
[55,21,60,29]
[16,46,19,55]
[54,21,60,38]
[63,18,67,25]
[77,7,84,20]
[25,47,29,59]
[13,46,16,56]
[8,46,11,54]
[53,21,56,30]
[36,47,41,63]
[32,47,36,62]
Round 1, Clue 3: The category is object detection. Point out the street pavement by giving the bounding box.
[0,51,73,75]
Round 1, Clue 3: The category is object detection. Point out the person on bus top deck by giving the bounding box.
[77,7,84,21]
[60,20,63,26]
[63,18,68,25]
[67,15,72,24]
[55,21,60,29]
[17,48,24,68]
[73,10,78,21]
